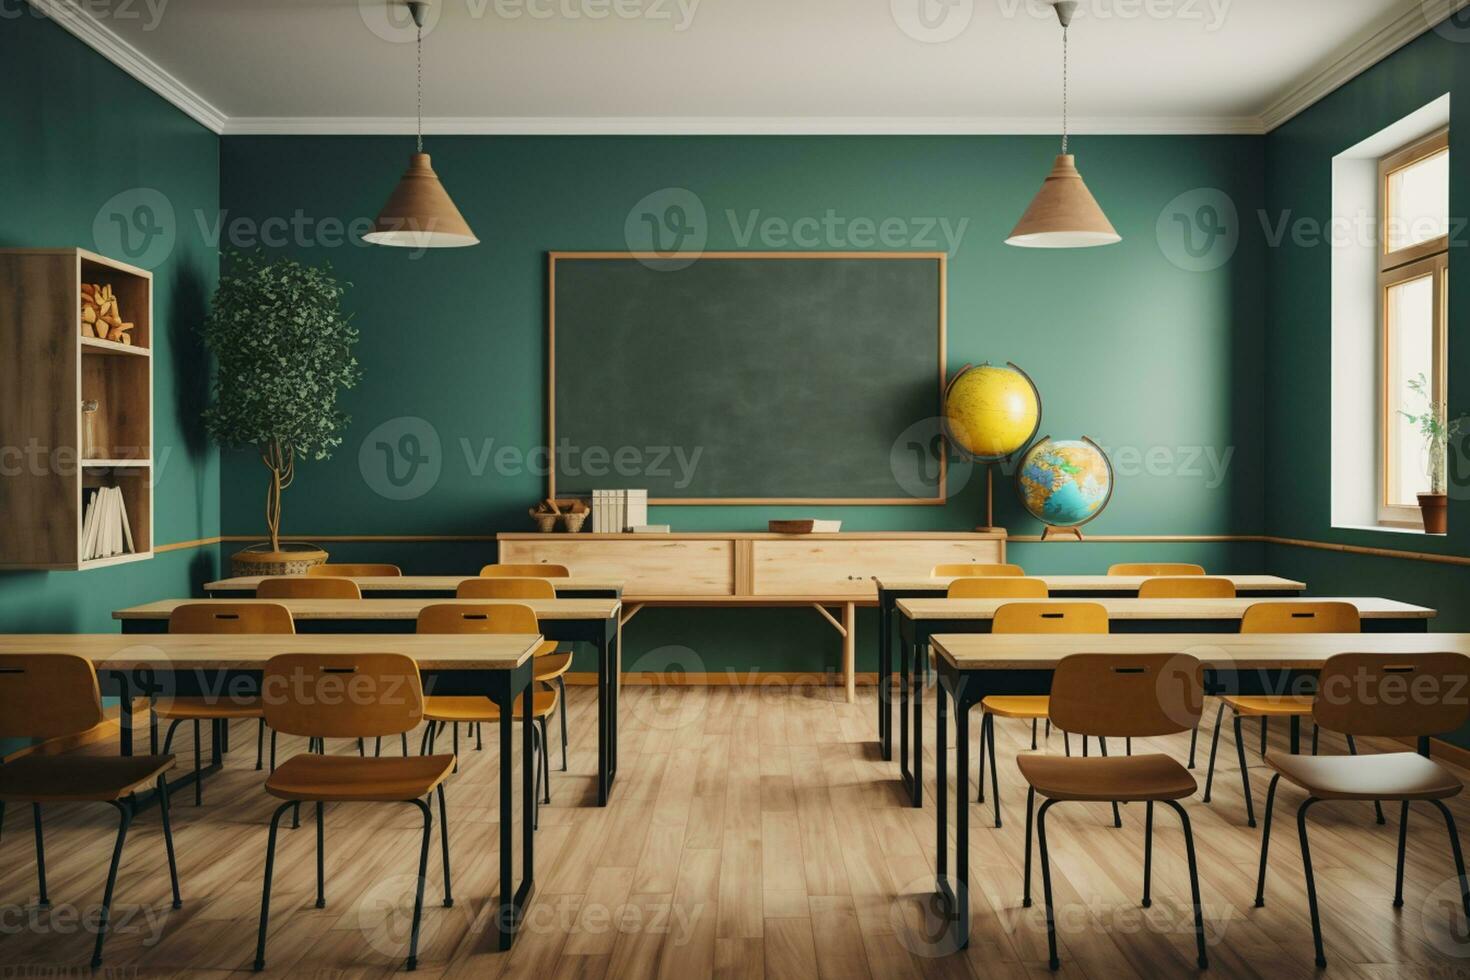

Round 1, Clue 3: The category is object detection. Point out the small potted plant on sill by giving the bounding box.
[1399,372,1464,535]
[202,250,361,575]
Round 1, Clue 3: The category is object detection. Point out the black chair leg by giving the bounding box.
[1297,798,1328,967]
[357,738,365,757]
[406,798,433,971]
[1164,799,1208,969]
[1022,786,1036,908]
[1045,718,1051,740]
[32,803,48,907]
[437,784,454,908]
[256,719,265,771]
[1098,737,1121,828]
[315,802,326,908]
[557,675,569,772]
[476,722,483,752]
[977,712,987,803]
[539,718,552,805]
[1188,723,1199,769]
[194,719,203,806]
[270,729,277,772]
[1234,714,1256,827]
[1142,800,1154,908]
[1260,716,1268,756]
[375,736,382,757]
[452,723,459,772]
[1063,731,1070,756]
[986,714,1001,827]
[1253,773,1281,906]
[1430,798,1470,922]
[254,800,296,971]
[1031,718,1038,751]
[402,732,410,756]
[1345,734,1387,824]
[1394,800,1411,907]
[91,799,134,968]
[158,776,182,909]
[1037,799,1060,971]
[1310,723,1319,756]
[1202,703,1224,802]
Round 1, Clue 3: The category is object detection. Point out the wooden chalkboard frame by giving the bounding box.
[547,251,948,505]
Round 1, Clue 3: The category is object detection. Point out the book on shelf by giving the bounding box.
[81,486,135,560]
[590,489,651,532]
[630,524,670,533]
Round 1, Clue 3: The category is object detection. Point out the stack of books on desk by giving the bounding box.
[592,489,652,532]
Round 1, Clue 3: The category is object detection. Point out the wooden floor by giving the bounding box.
[2,681,1470,978]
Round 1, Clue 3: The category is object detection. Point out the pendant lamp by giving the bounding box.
[1005,1,1120,248]
[363,1,479,248]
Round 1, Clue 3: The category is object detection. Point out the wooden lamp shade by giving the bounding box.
[1005,154,1120,248]
[362,152,479,248]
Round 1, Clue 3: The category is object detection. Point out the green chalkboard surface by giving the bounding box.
[549,253,946,503]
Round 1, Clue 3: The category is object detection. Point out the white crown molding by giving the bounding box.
[222,115,1265,136]
[30,0,226,133]
[1259,0,1470,132]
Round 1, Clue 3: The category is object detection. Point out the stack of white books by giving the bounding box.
[81,486,135,560]
[590,489,653,532]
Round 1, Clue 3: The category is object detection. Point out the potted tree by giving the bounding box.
[202,250,361,575]
[1399,372,1464,535]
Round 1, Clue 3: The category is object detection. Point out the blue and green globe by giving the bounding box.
[1016,437,1114,528]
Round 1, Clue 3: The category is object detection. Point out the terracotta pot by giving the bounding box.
[231,541,329,577]
[1418,493,1448,534]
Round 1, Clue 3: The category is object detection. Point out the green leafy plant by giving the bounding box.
[201,250,361,551]
[1398,372,1465,495]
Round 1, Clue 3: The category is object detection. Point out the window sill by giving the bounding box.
[1332,523,1446,537]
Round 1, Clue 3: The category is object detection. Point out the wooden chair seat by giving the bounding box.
[1266,751,1463,801]
[535,652,573,683]
[153,696,264,721]
[0,754,176,803]
[1017,752,1197,803]
[534,639,559,657]
[263,753,456,803]
[425,690,559,723]
[1219,694,1314,717]
[981,695,1049,720]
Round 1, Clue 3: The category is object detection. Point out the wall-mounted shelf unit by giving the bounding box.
[0,248,153,570]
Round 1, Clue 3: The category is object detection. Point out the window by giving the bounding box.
[1378,128,1449,528]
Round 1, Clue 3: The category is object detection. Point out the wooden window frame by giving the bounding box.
[1377,125,1448,529]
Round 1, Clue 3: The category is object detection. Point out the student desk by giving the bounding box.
[927,631,1470,952]
[873,574,1307,760]
[115,597,623,806]
[0,633,544,951]
[894,595,1434,807]
[204,575,624,599]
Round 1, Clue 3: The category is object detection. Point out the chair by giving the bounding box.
[976,601,1110,829]
[479,563,570,578]
[456,578,573,771]
[253,652,454,972]
[0,654,181,967]
[163,602,294,804]
[932,563,1026,577]
[947,578,1048,599]
[1137,577,1236,599]
[307,563,402,577]
[1254,651,1470,968]
[416,603,560,826]
[1108,563,1206,576]
[259,576,363,599]
[1020,653,1208,970]
[1203,601,1363,827]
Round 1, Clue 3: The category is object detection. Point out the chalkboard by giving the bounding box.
[549,253,946,504]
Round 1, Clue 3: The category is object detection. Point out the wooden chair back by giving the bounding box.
[169,602,295,634]
[1108,563,1205,577]
[259,576,363,600]
[457,577,557,600]
[1137,577,1236,599]
[261,653,424,739]
[947,577,1049,599]
[1314,652,1470,737]
[933,563,1025,577]
[1049,654,1205,738]
[992,602,1109,634]
[479,563,570,578]
[308,563,402,577]
[1240,601,1360,634]
[417,602,541,635]
[0,654,104,739]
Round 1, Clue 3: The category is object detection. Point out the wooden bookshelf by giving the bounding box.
[0,248,153,569]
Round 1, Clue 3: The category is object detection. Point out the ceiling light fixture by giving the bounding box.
[363,0,479,248]
[1005,0,1121,249]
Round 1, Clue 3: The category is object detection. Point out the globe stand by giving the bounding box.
[974,465,1005,533]
[1040,525,1085,542]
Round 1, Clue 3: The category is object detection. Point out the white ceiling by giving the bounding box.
[33,0,1470,134]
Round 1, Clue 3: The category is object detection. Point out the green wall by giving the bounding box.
[218,133,1266,672]
[0,9,221,636]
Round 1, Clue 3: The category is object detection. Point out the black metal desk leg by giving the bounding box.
[597,620,613,806]
[521,683,535,904]
[110,671,134,756]
[935,677,947,887]
[953,691,970,950]
[497,701,515,950]
[911,636,923,808]
[1290,716,1301,755]
[878,591,892,760]
[608,619,619,781]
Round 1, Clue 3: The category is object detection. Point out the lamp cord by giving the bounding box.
[416,21,424,154]
[1061,25,1069,156]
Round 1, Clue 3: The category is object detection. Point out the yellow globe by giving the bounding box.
[943,362,1041,461]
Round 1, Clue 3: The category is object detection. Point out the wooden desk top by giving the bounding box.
[875,574,1306,593]
[204,575,623,594]
[496,531,1008,541]
[114,598,621,622]
[933,632,1470,671]
[896,596,1435,621]
[0,634,543,671]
